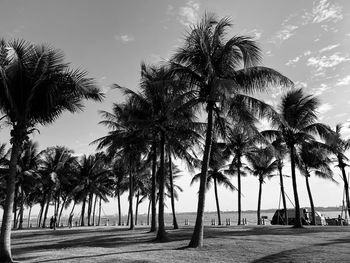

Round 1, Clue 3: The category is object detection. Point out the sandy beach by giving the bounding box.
[11,225,350,262]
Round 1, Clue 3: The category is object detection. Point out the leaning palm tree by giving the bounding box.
[171,13,292,247]
[296,142,334,225]
[0,39,103,262]
[325,124,350,218]
[262,89,331,228]
[246,147,278,225]
[191,141,236,226]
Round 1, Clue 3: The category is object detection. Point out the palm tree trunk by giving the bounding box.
[38,196,46,227]
[117,189,121,226]
[168,151,178,229]
[305,174,315,225]
[92,195,98,226]
[147,199,151,225]
[18,187,25,229]
[278,164,288,224]
[81,197,86,226]
[150,139,157,232]
[290,145,302,228]
[58,197,67,227]
[339,162,350,218]
[213,177,221,226]
[135,191,140,225]
[42,197,50,228]
[27,205,32,228]
[237,158,242,225]
[98,197,102,226]
[257,177,263,225]
[128,162,134,230]
[87,193,93,226]
[0,136,22,263]
[13,187,18,229]
[189,101,214,248]
[156,130,167,241]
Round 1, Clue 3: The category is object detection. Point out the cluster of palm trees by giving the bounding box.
[0,12,349,263]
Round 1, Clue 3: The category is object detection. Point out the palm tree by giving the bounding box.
[263,89,331,228]
[269,137,289,224]
[224,125,260,225]
[94,100,149,230]
[296,142,334,225]
[171,13,292,247]
[246,147,278,225]
[191,141,236,225]
[73,153,113,227]
[111,158,128,226]
[116,63,199,240]
[0,39,103,262]
[325,124,350,218]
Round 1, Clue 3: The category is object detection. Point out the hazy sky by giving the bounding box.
[0,0,350,216]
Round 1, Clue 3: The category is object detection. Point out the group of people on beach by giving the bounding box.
[49,213,74,229]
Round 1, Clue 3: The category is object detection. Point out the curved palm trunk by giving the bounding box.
[189,102,214,248]
[147,199,151,225]
[58,197,67,226]
[168,151,178,229]
[18,187,25,229]
[81,197,86,226]
[128,162,134,230]
[38,196,46,227]
[289,146,302,228]
[13,187,18,229]
[0,137,22,263]
[305,174,315,225]
[135,190,140,225]
[150,139,157,232]
[92,195,98,226]
[117,189,121,226]
[98,197,102,226]
[87,193,93,226]
[27,205,32,228]
[237,158,242,225]
[213,177,221,225]
[339,161,350,218]
[42,196,51,228]
[156,130,168,241]
[257,177,263,225]
[278,164,288,224]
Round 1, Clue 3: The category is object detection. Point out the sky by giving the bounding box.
[0,0,350,217]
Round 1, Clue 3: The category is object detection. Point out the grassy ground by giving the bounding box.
[11,225,350,262]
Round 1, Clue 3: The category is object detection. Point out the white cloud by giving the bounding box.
[307,52,350,72]
[114,34,135,43]
[311,83,330,96]
[319,44,339,53]
[304,50,312,56]
[245,29,262,40]
[336,75,350,86]
[178,1,200,27]
[318,103,333,114]
[271,24,298,44]
[295,81,308,88]
[312,0,343,24]
[286,55,301,66]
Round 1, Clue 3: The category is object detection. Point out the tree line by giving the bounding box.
[0,13,349,263]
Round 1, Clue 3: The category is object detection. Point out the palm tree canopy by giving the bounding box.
[246,147,278,181]
[0,39,103,128]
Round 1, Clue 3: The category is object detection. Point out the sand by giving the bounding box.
[11,225,350,262]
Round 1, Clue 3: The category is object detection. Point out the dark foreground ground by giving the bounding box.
[11,225,350,262]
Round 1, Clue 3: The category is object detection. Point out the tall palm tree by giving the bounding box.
[94,100,149,230]
[0,39,103,262]
[296,142,334,225]
[246,147,278,225]
[224,125,260,225]
[171,13,292,247]
[325,124,350,218]
[263,89,330,228]
[116,63,199,240]
[191,141,236,226]
[270,137,289,224]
